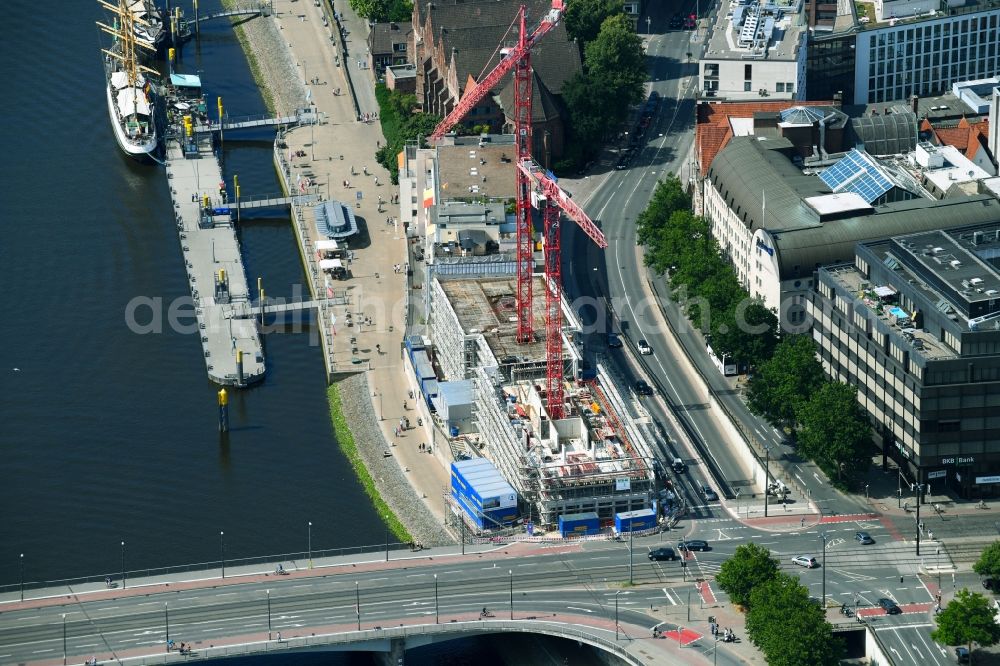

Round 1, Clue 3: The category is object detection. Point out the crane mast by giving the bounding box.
[428,1,607,418]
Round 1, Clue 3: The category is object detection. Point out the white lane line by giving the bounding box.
[32,649,54,654]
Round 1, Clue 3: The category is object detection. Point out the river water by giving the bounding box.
[0,0,383,588]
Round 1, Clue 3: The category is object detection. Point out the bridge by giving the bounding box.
[233,193,320,211]
[226,297,340,319]
[185,1,272,26]
[0,539,741,666]
[207,109,318,133]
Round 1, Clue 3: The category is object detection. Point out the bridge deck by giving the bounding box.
[234,194,320,211]
[165,131,265,387]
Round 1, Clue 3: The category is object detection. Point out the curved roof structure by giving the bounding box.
[848,111,917,155]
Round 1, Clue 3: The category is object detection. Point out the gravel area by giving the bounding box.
[232,8,308,114]
[336,373,455,547]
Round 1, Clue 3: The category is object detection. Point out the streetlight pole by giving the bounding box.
[308,521,313,569]
[20,553,24,602]
[764,445,771,517]
[646,15,651,34]
[164,603,170,650]
[821,532,829,608]
[267,589,272,640]
[461,519,466,556]
[62,613,67,665]
[384,515,390,562]
[915,483,924,556]
[220,531,226,579]
[434,574,439,624]
[121,541,126,590]
[628,528,634,585]
[355,581,361,631]
[615,590,621,640]
[509,569,514,620]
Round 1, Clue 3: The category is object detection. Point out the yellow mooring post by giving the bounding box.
[194,0,200,37]
[217,96,224,151]
[259,288,265,327]
[218,388,229,433]
[236,349,245,386]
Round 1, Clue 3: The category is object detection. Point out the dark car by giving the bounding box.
[671,457,686,473]
[635,379,653,396]
[878,598,901,614]
[648,547,677,561]
[615,154,631,170]
[677,540,710,552]
[607,332,623,348]
[670,15,683,28]
[983,578,998,591]
[649,90,660,101]
[956,646,971,663]
[855,531,875,545]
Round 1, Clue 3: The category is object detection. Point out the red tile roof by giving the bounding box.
[696,100,834,172]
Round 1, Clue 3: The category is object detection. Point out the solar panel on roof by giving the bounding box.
[819,150,894,204]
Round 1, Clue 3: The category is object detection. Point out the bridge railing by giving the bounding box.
[0,541,415,597]
[101,619,643,666]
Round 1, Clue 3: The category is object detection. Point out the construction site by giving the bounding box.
[428,274,657,529]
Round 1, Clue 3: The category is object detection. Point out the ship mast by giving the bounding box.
[97,0,157,86]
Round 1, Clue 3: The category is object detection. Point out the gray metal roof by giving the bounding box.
[707,136,1000,279]
[847,111,917,155]
[773,195,1000,278]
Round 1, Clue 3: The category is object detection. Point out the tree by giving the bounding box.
[564,0,623,47]
[747,335,825,428]
[636,175,691,247]
[348,0,412,22]
[716,542,780,608]
[583,14,646,122]
[746,574,844,666]
[932,588,1000,661]
[796,382,873,482]
[373,84,440,183]
[974,541,1000,580]
[709,299,778,369]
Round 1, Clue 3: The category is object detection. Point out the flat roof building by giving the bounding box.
[701,0,809,100]
[809,220,1000,497]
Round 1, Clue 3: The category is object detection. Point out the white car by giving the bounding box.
[637,339,652,355]
[792,555,818,569]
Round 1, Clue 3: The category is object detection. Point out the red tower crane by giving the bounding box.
[429,1,607,418]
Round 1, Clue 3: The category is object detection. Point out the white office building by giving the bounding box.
[701,0,809,100]
[853,2,1000,104]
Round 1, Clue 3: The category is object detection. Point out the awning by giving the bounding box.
[319,258,344,270]
[315,240,340,251]
[874,286,897,298]
[170,73,202,88]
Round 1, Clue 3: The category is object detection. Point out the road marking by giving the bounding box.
[32,649,54,654]
[662,588,677,605]
[813,473,822,483]
[566,606,594,613]
[795,473,808,487]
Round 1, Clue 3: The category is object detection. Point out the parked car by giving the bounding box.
[637,339,652,355]
[878,598,902,614]
[616,153,631,170]
[983,578,998,591]
[635,379,653,396]
[607,332,623,348]
[699,483,719,502]
[677,540,710,552]
[670,14,683,28]
[956,646,971,663]
[792,555,818,568]
[648,547,677,561]
[855,531,875,545]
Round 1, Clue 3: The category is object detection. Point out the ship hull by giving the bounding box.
[105,78,157,161]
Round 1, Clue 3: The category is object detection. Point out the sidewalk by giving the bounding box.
[263,1,450,525]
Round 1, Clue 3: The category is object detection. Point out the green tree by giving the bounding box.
[562,72,614,156]
[373,84,440,183]
[636,175,691,247]
[709,299,778,368]
[747,335,825,428]
[797,381,872,482]
[974,541,1000,580]
[583,14,646,120]
[565,0,624,47]
[348,0,412,22]
[715,542,780,608]
[746,574,844,666]
[932,588,1000,661]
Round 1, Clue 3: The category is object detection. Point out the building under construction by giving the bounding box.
[430,274,656,528]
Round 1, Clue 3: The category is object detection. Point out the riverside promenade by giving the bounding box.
[248,0,452,530]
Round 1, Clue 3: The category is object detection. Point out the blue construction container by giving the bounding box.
[451,459,519,529]
[614,509,656,533]
[558,512,600,537]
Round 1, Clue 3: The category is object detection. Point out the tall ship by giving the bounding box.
[128,0,167,50]
[98,0,160,160]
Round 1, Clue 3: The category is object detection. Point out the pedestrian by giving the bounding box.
[800,517,805,528]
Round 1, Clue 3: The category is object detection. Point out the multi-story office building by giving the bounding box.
[809,218,1000,497]
[806,0,1000,104]
[700,0,809,100]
